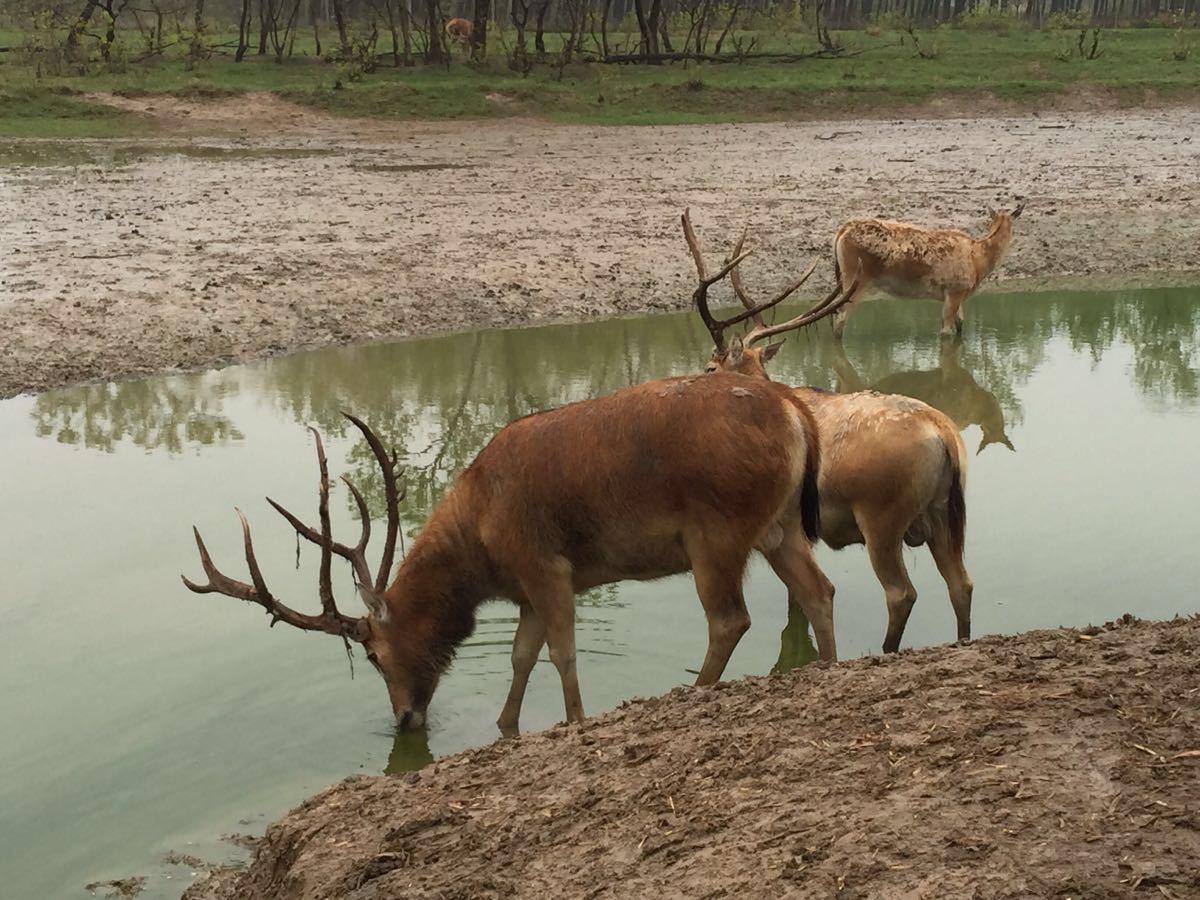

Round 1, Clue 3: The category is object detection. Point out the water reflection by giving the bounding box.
[385,729,435,774]
[770,607,819,675]
[830,339,1016,454]
[27,286,1200,478]
[31,378,242,453]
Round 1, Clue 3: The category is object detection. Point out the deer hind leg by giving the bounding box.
[686,529,754,685]
[496,603,548,734]
[927,522,974,642]
[518,558,584,724]
[765,521,837,662]
[860,512,918,653]
[941,289,970,337]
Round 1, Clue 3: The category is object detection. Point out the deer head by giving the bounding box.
[681,209,853,379]
[181,413,435,729]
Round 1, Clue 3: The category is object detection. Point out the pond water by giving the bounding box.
[2,285,1199,898]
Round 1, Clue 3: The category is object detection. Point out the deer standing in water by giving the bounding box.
[831,205,1024,339]
[684,211,973,652]
[183,253,851,732]
[445,17,473,53]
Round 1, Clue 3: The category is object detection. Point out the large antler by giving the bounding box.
[181,413,405,639]
[724,229,856,349]
[681,208,803,355]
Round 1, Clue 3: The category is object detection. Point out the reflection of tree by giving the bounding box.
[30,378,242,453]
[770,607,819,675]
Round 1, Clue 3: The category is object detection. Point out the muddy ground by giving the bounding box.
[183,615,1200,900]
[3,96,1199,398]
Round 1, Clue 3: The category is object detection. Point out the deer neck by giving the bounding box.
[974,219,1013,282]
[382,497,493,669]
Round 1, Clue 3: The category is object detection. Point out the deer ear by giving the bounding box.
[761,339,786,363]
[1011,202,1026,219]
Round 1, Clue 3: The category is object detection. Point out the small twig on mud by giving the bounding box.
[815,131,861,141]
[1132,743,1162,759]
[73,252,136,259]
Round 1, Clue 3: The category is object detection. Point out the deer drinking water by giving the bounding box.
[182,258,851,732]
[684,211,974,653]
[831,205,1025,339]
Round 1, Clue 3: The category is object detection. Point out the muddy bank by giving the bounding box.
[184,615,1200,900]
[3,100,1199,399]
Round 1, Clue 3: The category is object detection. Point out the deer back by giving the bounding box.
[445,372,818,592]
[835,218,983,295]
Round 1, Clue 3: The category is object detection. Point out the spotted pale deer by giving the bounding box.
[831,204,1025,338]
[445,17,473,53]
[182,264,851,732]
[684,211,973,653]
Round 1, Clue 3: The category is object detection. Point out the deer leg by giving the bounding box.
[519,560,584,724]
[861,515,918,653]
[927,524,974,642]
[687,536,753,685]
[765,524,837,662]
[941,290,969,337]
[496,603,548,734]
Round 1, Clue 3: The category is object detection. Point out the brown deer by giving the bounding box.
[831,204,1024,339]
[684,212,973,652]
[445,17,473,53]
[182,258,851,732]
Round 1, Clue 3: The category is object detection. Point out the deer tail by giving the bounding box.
[790,395,822,543]
[934,416,968,558]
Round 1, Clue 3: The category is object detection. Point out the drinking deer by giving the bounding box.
[445,17,473,53]
[684,211,973,653]
[831,205,1025,339]
[182,258,851,732]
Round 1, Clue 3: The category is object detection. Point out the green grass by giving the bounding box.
[0,24,1196,136]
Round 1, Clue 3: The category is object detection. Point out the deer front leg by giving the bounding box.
[941,289,970,337]
[519,560,585,724]
[497,603,547,735]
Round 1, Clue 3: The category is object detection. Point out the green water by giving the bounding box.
[2,286,1199,898]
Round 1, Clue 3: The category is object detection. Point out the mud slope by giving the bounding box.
[186,615,1200,900]
[3,106,1199,398]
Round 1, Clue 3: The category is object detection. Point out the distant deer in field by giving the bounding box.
[685,212,973,652]
[445,17,473,53]
[831,338,1015,455]
[183,251,851,732]
[831,204,1025,338]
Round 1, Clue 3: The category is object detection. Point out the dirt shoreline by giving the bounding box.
[183,615,1200,900]
[3,97,1199,399]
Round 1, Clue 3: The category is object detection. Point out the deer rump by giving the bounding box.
[801,389,966,553]
[458,373,820,593]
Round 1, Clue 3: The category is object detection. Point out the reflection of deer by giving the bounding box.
[445,17,473,53]
[686,211,973,653]
[771,606,819,675]
[832,205,1024,338]
[831,338,1015,456]
[183,251,849,733]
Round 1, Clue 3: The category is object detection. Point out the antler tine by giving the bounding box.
[726,227,768,329]
[682,208,755,355]
[743,275,859,347]
[181,520,356,636]
[309,427,339,623]
[342,411,402,594]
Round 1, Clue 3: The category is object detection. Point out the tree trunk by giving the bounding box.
[65,0,101,54]
[471,0,489,59]
[534,0,550,58]
[332,0,351,54]
[236,0,252,59]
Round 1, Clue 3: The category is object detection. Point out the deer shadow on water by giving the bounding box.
[828,336,1016,456]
